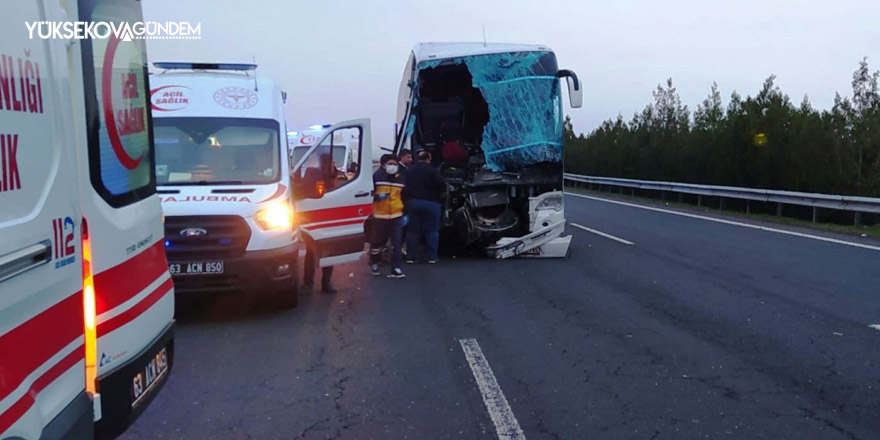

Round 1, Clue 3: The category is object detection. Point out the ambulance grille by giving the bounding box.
[163,215,250,258]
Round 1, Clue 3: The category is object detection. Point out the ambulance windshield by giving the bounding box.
[153,118,281,185]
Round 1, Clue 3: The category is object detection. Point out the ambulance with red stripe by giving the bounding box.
[150,64,373,306]
[1,1,173,439]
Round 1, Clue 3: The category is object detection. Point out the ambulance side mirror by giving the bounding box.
[294,167,325,200]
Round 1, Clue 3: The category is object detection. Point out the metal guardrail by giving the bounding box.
[564,173,880,224]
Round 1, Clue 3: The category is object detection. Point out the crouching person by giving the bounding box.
[370,154,406,278]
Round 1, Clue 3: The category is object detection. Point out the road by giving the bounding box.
[122,192,880,440]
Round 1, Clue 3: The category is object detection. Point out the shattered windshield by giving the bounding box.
[415,51,563,171]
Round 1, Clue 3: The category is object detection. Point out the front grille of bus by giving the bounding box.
[163,215,251,259]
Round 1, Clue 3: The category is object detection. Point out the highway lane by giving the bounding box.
[121,193,879,439]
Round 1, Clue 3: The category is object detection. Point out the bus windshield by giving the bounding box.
[153,118,281,185]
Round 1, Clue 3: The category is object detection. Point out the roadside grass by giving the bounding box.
[564,185,880,240]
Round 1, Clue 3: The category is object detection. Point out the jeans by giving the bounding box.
[370,217,403,269]
[406,199,441,261]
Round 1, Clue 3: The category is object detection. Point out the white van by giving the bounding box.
[1,1,174,439]
[149,63,302,306]
[288,127,358,180]
[150,65,374,305]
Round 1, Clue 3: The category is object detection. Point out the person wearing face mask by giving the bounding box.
[369,154,406,278]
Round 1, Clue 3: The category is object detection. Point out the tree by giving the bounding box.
[563,59,880,196]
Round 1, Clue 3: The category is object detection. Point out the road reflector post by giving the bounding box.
[855,211,863,227]
[812,206,818,223]
[698,195,702,207]
[777,202,783,217]
[746,200,751,214]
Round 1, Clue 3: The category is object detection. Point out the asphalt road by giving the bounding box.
[121,193,880,440]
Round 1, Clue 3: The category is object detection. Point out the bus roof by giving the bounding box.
[411,42,553,63]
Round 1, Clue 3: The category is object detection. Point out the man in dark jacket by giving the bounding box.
[402,151,444,263]
[303,153,338,292]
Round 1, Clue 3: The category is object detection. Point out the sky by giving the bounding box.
[143,0,880,148]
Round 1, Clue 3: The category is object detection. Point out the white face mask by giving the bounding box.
[385,164,399,175]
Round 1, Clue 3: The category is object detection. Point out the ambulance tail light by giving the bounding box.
[82,217,97,394]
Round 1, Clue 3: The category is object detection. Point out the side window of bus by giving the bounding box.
[79,0,155,207]
[294,127,362,195]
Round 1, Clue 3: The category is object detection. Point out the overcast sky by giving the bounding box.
[143,0,879,147]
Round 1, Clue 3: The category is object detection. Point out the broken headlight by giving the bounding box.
[535,194,564,212]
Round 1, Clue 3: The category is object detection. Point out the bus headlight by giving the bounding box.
[536,194,564,212]
[255,201,294,230]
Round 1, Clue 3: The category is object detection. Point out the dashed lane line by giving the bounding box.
[459,338,527,440]
[570,222,635,245]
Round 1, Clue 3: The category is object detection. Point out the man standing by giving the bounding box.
[403,151,444,264]
[370,154,406,278]
[303,154,338,292]
[398,149,413,172]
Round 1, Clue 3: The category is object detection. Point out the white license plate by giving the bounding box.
[169,261,224,275]
[131,347,168,408]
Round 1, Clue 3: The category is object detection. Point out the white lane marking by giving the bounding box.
[869,325,880,331]
[570,222,634,245]
[459,338,527,440]
[566,192,880,252]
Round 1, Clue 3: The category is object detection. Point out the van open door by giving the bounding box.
[292,119,373,266]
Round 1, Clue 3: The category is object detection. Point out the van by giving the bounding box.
[1,1,174,439]
[393,43,583,258]
[289,126,358,180]
[150,66,374,305]
[149,63,302,306]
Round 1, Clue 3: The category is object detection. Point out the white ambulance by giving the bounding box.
[1,1,174,439]
[150,65,374,305]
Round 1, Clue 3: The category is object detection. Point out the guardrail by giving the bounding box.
[563,173,880,226]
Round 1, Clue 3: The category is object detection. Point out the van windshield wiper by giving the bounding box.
[200,180,244,185]
[164,180,245,186]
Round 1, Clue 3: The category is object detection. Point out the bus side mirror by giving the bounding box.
[293,167,325,200]
[558,69,583,109]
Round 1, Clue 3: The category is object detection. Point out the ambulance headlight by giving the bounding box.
[536,194,564,212]
[255,201,294,230]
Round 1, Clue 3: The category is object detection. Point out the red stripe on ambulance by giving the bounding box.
[0,346,83,434]
[298,203,372,225]
[97,278,173,337]
[0,291,83,404]
[94,240,167,315]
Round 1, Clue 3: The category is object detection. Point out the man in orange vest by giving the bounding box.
[370,154,406,278]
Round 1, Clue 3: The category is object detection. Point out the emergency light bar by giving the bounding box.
[153,62,258,71]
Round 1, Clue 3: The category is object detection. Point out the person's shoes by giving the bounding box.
[371,264,381,275]
[405,259,416,264]
[321,283,337,293]
[427,259,438,264]
[387,268,406,279]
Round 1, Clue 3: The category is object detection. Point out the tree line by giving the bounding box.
[564,59,880,197]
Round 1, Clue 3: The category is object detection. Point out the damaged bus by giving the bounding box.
[394,43,583,258]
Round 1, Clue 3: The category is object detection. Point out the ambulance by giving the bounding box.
[1,1,174,439]
[150,65,374,306]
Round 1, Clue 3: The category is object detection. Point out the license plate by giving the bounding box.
[169,261,223,275]
[131,347,168,408]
